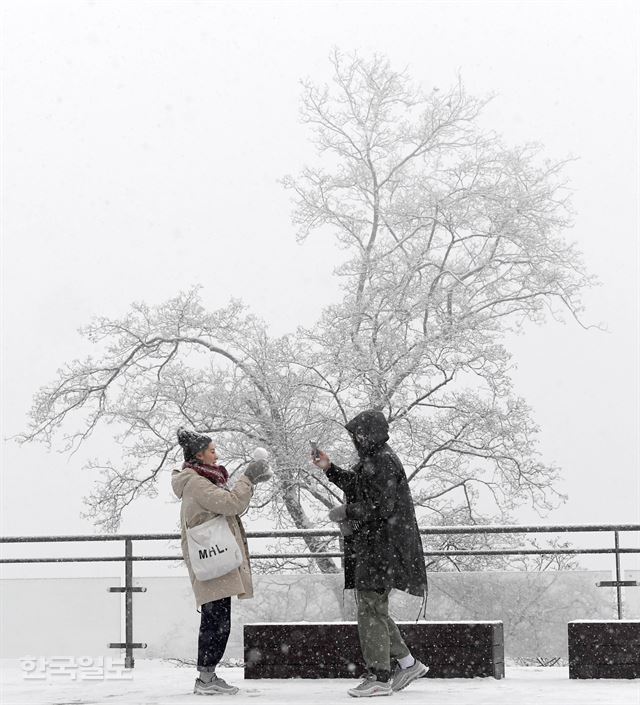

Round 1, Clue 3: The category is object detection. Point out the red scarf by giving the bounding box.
[183,460,229,487]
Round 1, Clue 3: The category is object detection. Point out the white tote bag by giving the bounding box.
[186,515,243,581]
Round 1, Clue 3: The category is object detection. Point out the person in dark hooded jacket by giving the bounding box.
[313,410,428,698]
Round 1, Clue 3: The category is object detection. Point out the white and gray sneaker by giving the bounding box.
[347,673,393,698]
[390,659,429,692]
[193,674,239,695]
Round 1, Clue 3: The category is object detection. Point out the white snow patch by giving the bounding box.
[568,619,640,623]
[1,659,639,705]
[246,620,504,625]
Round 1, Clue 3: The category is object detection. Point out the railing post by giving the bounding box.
[125,538,134,668]
[107,539,146,665]
[614,531,623,620]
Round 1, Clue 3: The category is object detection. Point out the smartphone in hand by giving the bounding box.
[309,440,321,460]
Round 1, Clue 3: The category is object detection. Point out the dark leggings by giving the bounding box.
[197,597,231,672]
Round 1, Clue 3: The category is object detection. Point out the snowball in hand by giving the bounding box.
[252,447,269,460]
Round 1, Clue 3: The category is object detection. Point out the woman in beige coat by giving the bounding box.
[172,428,271,696]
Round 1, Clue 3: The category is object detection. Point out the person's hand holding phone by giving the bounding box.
[310,441,331,470]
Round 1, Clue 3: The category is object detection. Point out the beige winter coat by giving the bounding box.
[171,467,254,607]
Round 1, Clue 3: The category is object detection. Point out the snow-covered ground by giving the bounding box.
[1,660,639,705]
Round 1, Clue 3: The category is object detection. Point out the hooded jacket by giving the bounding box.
[326,410,427,597]
[171,467,254,607]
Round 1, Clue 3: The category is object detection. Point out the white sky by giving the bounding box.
[1,1,639,573]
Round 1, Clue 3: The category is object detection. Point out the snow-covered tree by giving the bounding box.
[284,50,596,532]
[20,51,596,573]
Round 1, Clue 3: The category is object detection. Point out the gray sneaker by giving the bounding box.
[391,659,429,692]
[194,674,239,695]
[347,673,393,698]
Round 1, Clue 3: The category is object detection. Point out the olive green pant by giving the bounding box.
[356,589,411,673]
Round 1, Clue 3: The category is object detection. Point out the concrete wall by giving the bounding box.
[0,577,121,658]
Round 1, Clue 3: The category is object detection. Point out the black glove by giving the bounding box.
[244,459,273,484]
[339,521,354,537]
[328,504,348,522]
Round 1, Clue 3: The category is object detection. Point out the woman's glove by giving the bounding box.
[328,504,348,522]
[244,458,273,485]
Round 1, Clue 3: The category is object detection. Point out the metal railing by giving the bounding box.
[2,523,639,668]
